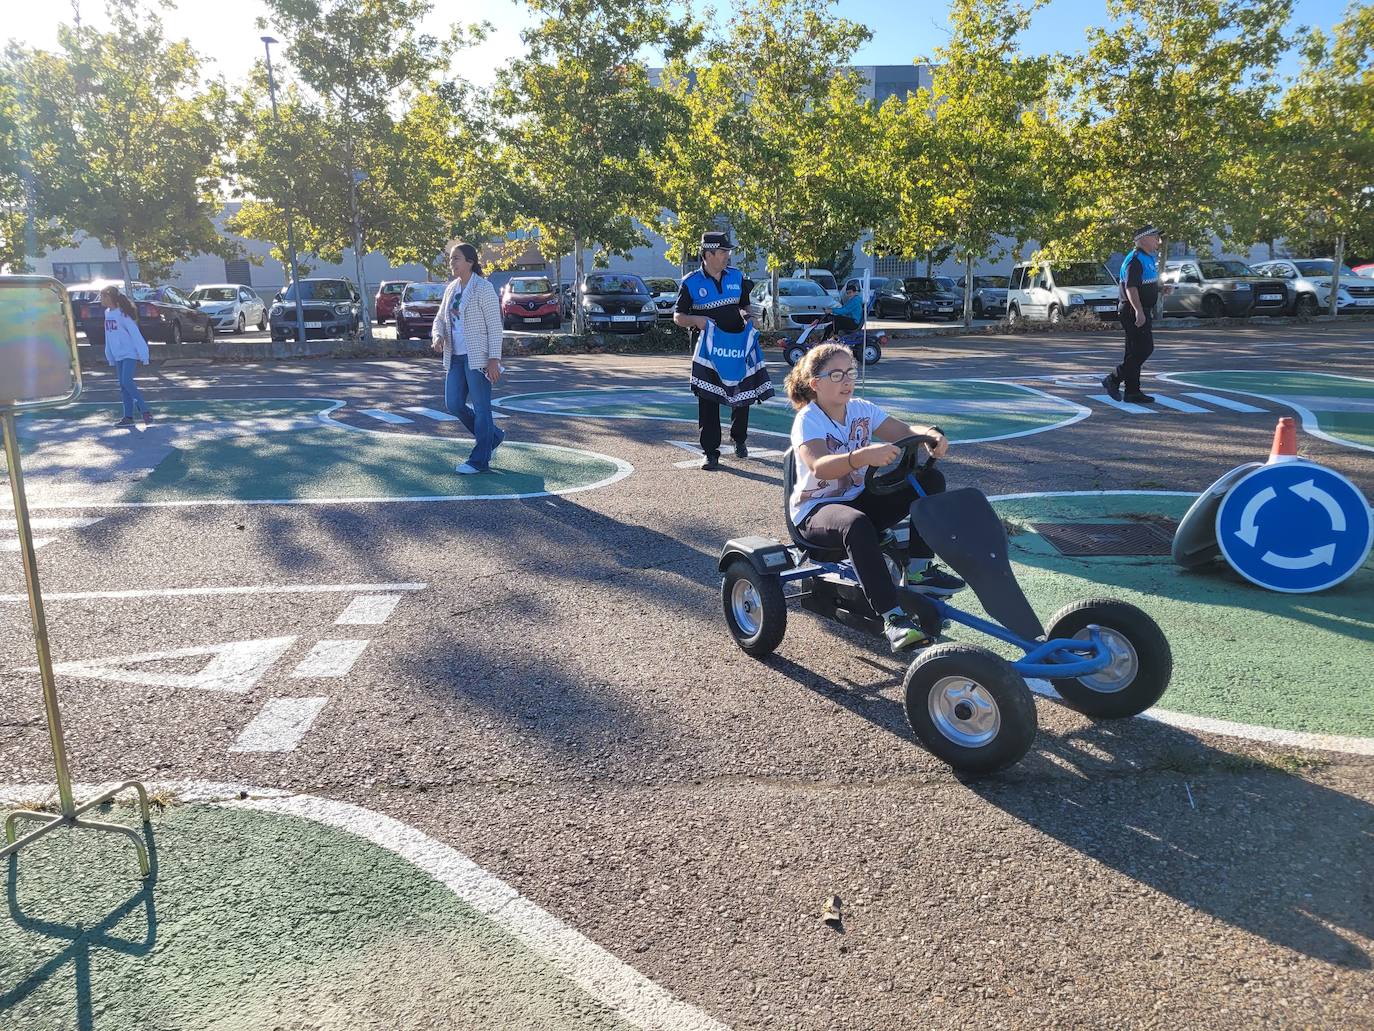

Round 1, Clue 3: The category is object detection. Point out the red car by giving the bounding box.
[1354,263,1374,279]
[374,280,408,324]
[394,282,444,340]
[501,276,561,329]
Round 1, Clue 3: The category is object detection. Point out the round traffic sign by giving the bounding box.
[1216,460,1373,593]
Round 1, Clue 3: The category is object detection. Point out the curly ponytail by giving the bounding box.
[784,343,853,409]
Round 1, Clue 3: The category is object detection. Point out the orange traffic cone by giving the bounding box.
[1267,416,1298,463]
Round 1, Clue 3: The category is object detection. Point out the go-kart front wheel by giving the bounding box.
[856,341,881,365]
[784,343,807,366]
[903,643,1037,775]
[721,560,787,657]
[1044,598,1172,719]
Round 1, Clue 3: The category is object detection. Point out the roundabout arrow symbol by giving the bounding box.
[1235,486,1276,547]
[1290,479,1347,532]
[1261,544,1337,570]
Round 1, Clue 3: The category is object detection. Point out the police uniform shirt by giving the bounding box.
[1120,250,1160,312]
[675,265,754,335]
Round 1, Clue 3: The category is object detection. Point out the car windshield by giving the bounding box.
[382,283,406,294]
[1199,261,1254,278]
[932,277,956,291]
[510,278,553,295]
[806,272,838,291]
[645,278,678,293]
[778,279,826,297]
[403,283,444,302]
[192,287,238,302]
[1294,260,1356,277]
[1055,263,1115,287]
[283,281,351,301]
[974,276,1009,289]
[585,275,647,295]
[130,287,159,301]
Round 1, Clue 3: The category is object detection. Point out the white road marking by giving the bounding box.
[1088,393,1158,414]
[0,517,103,530]
[2,538,54,552]
[360,408,414,424]
[336,593,402,625]
[229,697,329,753]
[1182,391,1268,413]
[0,582,427,604]
[32,637,297,694]
[290,639,369,678]
[404,406,458,422]
[1148,394,1212,414]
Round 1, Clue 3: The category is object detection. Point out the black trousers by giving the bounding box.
[832,314,861,334]
[1115,311,1155,394]
[699,397,750,458]
[798,467,946,615]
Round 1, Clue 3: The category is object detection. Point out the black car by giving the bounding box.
[69,279,155,345]
[580,273,657,333]
[874,277,962,321]
[843,276,891,315]
[74,284,213,345]
[269,279,363,341]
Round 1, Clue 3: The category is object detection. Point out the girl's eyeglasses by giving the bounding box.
[817,368,858,383]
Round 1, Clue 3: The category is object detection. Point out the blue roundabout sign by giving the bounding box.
[1216,460,1373,593]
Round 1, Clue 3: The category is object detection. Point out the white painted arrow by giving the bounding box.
[1235,485,1276,547]
[1261,544,1337,570]
[30,637,297,694]
[1290,479,1346,532]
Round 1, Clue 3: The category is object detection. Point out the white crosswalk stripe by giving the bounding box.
[2,517,103,555]
[1088,394,1158,414]
[360,408,414,424]
[404,406,458,422]
[1148,394,1212,414]
[1181,391,1268,413]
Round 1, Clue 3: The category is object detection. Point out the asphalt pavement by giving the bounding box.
[2,321,1371,1029]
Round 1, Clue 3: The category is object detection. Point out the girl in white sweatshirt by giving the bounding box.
[100,286,152,425]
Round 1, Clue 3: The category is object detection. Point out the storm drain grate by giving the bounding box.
[1031,520,1178,557]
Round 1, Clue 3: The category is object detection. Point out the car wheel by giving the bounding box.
[973,298,983,318]
[1201,294,1225,318]
[170,321,182,346]
[396,321,410,341]
[1048,304,1063,325]
[1295,293,1319,317]
[1007,304,1022,326]
[257,312,267,330]
[235,313,245,334]
[203,321,214,344]
[906,304,918,322]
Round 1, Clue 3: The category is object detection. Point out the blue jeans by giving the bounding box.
[444,354,504,470]
[117,359,149,418]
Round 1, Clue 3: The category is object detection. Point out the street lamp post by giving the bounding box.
[261,36,307,345]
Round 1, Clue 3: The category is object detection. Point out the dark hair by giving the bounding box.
[448,241,483,277]
[784,343,853,409]
[100,286,138,321]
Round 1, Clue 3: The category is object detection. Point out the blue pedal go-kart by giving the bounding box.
[782,317,884,367]
[718,436,1173,774]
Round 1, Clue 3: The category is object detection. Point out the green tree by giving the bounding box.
[493,0,700,334]
[1271,2,1374,312]
[13,0,231,285]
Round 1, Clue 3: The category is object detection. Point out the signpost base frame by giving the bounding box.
[2,781,152,877]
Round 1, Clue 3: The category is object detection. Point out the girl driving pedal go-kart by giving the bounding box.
[717,342,1174,774]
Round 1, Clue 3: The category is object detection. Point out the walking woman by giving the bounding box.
[432,241,506,474]
[100,285,152,425]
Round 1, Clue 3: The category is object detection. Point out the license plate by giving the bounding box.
[937,306,954,311]
[305,321,323,328]
[1259,294,1282,301]
[612,314,635,322]
[523,317,542,323]
[1357,298,1374,305]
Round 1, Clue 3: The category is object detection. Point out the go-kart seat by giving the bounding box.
[781,446,862,563]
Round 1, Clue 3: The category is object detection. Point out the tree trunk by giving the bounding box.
[573,236,586,336]
[117,245,134,292]
[963,253,975,328]
[925,252,933,278]
[1330,233,1345,318]
[770,266,780,333]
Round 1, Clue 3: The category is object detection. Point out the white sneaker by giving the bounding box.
[455,462,483,475]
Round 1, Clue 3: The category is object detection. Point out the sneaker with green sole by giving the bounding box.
[905,564,966,596]
[884,615,933,653]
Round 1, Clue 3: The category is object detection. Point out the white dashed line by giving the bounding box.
[335,594,403,625]
[229,697,330,753]
[0,582,428,604]
[0,517,104,530]
[290,639,370,678]
[2,539,54,552]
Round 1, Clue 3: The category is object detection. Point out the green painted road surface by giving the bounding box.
[1165,371,1374,452]
[495,379,1087,443]
[981,493,1374,742]
[0,791,717,1030]
[7,400,628,506]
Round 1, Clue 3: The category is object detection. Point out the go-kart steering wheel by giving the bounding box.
[864,434,940,495]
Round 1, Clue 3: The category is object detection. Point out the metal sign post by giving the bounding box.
[0,275,151,877]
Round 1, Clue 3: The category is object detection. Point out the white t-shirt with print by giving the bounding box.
[788,397,890,525]
[446,282,470,357]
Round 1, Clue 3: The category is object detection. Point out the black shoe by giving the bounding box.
[1124,391,1155,404]
[701,454,720,471]
[906,564,966,596]
[734,441,748,459]
[1101,374,1122,401]
[116,416,135,426]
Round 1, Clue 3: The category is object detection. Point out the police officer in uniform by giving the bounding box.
[1102,225,1171,404]
[674,231,755,470]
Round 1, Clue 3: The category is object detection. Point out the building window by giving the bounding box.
[224,259,253,286]
[51,261,138,284]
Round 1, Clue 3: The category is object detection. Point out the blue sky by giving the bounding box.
[5,0,1361,85]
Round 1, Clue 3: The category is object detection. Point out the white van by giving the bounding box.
[1007,261,1120,324]
[791,268,841,304]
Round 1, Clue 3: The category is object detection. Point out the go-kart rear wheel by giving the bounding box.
[784,344,807,366]
[721,560,787,657]
[1044,598,1172,718]
[857,341,881,365]
[903,643,1037,775]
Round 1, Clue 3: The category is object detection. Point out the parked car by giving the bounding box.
[580,273,657,334]
[374,280,408,324]
[957,275,1010,318]
[1353,262,1374,278]
[123,285,215,344]
[1007,261,1120,324]
[1159,259,1288,318]
[69,279,151,344]
[873,277,962,321]
[843,276,891,315]
[394,282,444,340]
[560,283,576,319]
[500,276,562,329]
[644,277,680,319]
[749,277,833,330]
[189,284,267,335]
[791,268,842,304]
[1249,258,1374,315]
[268,279,362,341]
